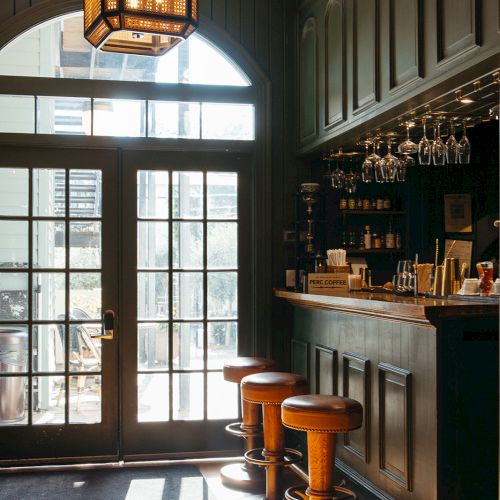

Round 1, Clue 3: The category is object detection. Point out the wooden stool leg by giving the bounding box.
[241,398,261,471]
[262,404,284,500]
[306,431,335,499]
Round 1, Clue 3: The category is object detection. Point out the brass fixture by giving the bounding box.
[84,0,199,56]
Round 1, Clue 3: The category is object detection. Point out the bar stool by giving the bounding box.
[281,394,363,499]
[221,357,276,491]
[241,372,308,500]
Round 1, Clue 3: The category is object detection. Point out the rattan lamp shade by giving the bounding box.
[84,0,198,56]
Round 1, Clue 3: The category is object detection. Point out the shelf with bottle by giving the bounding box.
[339,192,403,212]
[341,223,403,252]
[339,210,405,216]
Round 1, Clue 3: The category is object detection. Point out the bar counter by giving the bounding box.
[275,289,498,500]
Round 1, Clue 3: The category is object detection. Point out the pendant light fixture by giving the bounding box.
[84,0,199,57]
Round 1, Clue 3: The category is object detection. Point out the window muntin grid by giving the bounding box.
[137,170,238,422]
[0,167,103,426]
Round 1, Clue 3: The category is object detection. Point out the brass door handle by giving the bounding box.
[91,310,116,340]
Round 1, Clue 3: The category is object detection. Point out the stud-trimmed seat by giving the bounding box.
[281,394,363,500]
[241,372,308,500]
[220,357,275,492]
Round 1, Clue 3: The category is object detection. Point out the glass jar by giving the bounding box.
[348,196,356,210]
[373,233,381,249]
[383,196,391,210]
[362,197,370,210]
[339,195,347,210]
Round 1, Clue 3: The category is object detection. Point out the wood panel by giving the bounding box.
[378,362,413,491]
[240,0,256,56]
[254,0,270,74]
[324,0,346,129]
[211,0,226,28]
[352,0,379,115]
[226,1,241,42]
[315,344,338,394]
[389,0,423,92]
[437,0,480,63]
[291,338,311,381]
[342,352,370,462]
[299,17,318,143]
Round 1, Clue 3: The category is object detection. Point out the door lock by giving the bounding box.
[92,310,116,340]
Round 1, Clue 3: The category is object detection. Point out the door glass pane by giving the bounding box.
[173,273,203,320]
[0,168,28,216]
[172,172,203,219]
[138,323,168,371]
[69,273,102,320]
[207,322,237,369]
[70,222,102,269]
[138,222,169,269]
[0,221,28,268]
[33,273,66,320]
[202,103,255,140]
[93,99,145,137]
[32,376,65,425]
[69,374,101,423]
[33,169,65,217]
[138,272,169,320]
[137,171,169,219]
[69,325,101,373]
[36,97,91,135]
[0,95,35,134]
[207,272,238,319]
[207,172,237,219]
[207,222,237,269]
[172,222,203,269]
[33,221,65,269]
[138,373,169,422]
[0,376,28,425]
[148,101,200,139]
[207,372,237,419]
[69,170,102,218]
[173,373,203,420]
[0,273,28,320]
[0,325,28,374]
[33,324,65,373]
[172,323,203,370]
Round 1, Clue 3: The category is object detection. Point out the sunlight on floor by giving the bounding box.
[125,478,166,500]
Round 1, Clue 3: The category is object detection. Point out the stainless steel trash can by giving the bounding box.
[0,329,28,422]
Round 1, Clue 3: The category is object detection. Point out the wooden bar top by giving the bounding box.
[274,289,499,326]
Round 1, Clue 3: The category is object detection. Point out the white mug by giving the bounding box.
[460,278,480,295]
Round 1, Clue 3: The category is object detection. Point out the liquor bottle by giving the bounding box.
[364,225,372,250]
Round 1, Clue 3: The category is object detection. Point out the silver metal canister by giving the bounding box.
[0,329,28,422]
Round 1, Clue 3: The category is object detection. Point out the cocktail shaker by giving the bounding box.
[441,257,460,296]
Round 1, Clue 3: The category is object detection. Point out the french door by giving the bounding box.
[0,146,251,464]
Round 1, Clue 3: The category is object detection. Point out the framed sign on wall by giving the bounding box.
[444,194,472,233]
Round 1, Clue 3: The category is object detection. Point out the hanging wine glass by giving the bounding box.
[331,156,345,189]
[432,120,446,166]
[383,139,399,183]
[398,121,418,155]
[360,140,374,183]
[397,154,414,182]
[445,120,459,164]
[373,141,386,183]
[418,118,432,165]
[344,157,358,194]
[458,119,471,164]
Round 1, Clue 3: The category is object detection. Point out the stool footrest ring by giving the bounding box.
[225,421,263,438]
[244,447,302,468]
[285,483,357,500]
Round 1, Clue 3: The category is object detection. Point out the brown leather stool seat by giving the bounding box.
[282,395,363,499]
[220,357,275,492]
[241,372,308,500]
[223,357,276,383]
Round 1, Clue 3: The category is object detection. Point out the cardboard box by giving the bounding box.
[307,273,349,294]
